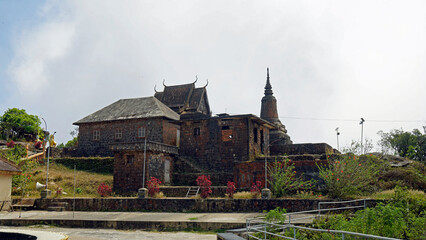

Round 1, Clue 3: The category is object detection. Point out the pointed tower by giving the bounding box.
[260,68,292,145]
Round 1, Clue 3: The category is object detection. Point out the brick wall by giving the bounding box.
[234,157,329,188]
[113,150,174,194]
[77,118,179,157]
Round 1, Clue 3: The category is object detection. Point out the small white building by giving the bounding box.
[0,156,21,211]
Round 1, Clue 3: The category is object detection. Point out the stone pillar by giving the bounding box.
[261,188,271,199]
[40,189,51,199]
[138,188,148,199]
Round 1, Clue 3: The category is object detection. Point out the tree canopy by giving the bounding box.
[0,108,42,141]
[378,127,426,163]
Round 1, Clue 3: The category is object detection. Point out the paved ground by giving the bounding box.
[0,211,261,223]
[0,226,217,240]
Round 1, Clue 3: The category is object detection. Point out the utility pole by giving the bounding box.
[335,127,340,151]
[360,118,365,155]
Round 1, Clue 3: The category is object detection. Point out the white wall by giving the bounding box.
[0,174,12,210]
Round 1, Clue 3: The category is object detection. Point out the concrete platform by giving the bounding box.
[0,211,263,231]
[0,228,68,240]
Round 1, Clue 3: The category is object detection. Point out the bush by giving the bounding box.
[146,177,161,197]
[268,159,315,197]
[318,154,382,198]
[34,141,42,149]
[6,140,15,148]
[250,181,262,198]
[226,181,237,198]
[196,175,212,198]
[97,183,112,197]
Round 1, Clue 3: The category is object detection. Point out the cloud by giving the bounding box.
[5,0,426,147]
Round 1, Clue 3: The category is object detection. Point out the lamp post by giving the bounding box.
[335,127,340,151]
[360,118,365,155]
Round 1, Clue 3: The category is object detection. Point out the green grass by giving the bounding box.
[13,162,113,198]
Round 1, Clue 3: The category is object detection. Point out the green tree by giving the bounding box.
[0,108,42,141]
[378,127,426,163]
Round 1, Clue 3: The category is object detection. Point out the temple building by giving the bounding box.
[74,69,334,193]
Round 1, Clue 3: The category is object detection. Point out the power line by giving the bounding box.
[211,111,425,123]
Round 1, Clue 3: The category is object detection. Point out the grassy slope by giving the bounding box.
[15,162,113,198]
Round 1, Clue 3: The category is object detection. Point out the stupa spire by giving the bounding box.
[264,68,273,96]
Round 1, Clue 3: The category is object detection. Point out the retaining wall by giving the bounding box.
[14,198,377,213]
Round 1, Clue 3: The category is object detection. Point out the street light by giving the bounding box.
[335,127,340,151]
[360,118,365,155]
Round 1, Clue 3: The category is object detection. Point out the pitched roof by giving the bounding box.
[155,82,210,115]
[0,157,21,175]
[74,96,180,124]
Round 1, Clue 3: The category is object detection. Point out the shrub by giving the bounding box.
[226,181,237,198]
[268,159,315,197]
[250,181,262,198]
[6,140,15,148]
[146,177,161,197]
[265,207,287,224]
[318,154,381,198]
[196,175,212,198]
[97,183,112,197]
[34,141,42,149]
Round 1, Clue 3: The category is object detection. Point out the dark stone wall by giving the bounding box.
[27,198,377,213]
[271,143,334,156]
[234,157,328,188]
[177,116,270,185]
[113,151,174,194]
[77,118,179,157]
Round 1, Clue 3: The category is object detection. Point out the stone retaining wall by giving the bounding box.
[16,198,376,213]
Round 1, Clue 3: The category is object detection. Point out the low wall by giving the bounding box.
[159,186,227,197]
[15,198,376,213]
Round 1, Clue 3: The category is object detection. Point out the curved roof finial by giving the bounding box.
[163,79,166,87]
[154,84,158,93]
[203,79,209,88]
[193,75,198,85]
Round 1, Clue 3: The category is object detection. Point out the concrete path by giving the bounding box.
[0,211,263,231]
[0,226,217,240]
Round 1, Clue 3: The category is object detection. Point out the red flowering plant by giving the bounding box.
[146,177,161,197]
[97,183,112,197]
[34,141,42,149]
[317,153,382,198]
[268,158,315,197]
[226,181,237,198]
[250,180,262,198]
[6,140,15,148]
[196,175,212,198]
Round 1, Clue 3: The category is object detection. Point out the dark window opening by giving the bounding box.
[222,126,230,130]
[260,130,264,154]
[254,128,258,143]
[126,155,134,164]
[194,127,200,136]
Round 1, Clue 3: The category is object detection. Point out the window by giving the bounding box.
[115,128,122,140]
[126,155,134,164]
[93,130,100,140]
[254,128,258,143]
[138,126,145,138]
[222,126,230,130]
[194,127,200,136]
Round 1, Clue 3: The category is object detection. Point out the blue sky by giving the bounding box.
[1,0,426,150]
[0,0,46,105]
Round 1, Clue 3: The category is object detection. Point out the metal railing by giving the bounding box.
[246,199,401,240]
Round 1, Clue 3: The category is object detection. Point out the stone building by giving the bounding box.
[74,69,333,193]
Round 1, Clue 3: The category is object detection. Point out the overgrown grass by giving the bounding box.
[13,162,113,198]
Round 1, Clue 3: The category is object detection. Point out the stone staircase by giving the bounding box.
[47,202,68,212]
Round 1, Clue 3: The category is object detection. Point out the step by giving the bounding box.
[47,206,65,212]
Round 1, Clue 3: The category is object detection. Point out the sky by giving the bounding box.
[1,0,426,151]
